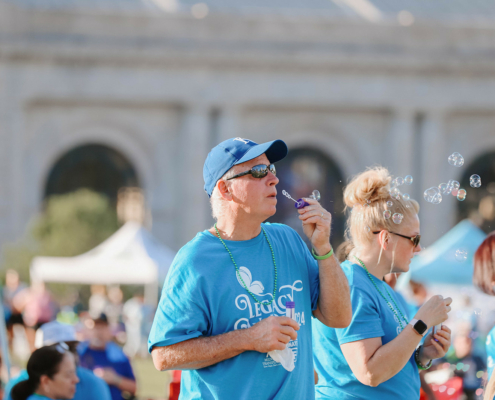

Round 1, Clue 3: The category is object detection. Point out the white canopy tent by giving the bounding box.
[30,222,176,305]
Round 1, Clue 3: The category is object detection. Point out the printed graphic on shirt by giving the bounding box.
[233,266,304,368]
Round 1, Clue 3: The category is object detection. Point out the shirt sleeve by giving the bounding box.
[148,249,211,352]
[119,358,135,380]
[336,287,384,345]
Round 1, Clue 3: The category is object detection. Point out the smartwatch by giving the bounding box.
[409,319,427,336]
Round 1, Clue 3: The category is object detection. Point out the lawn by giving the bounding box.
[132,357,171,400]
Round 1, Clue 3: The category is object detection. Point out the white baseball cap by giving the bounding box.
[34,321,78,349]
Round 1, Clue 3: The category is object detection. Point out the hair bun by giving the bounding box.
[344,166,391,208]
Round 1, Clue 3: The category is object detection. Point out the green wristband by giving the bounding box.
[312,247,334,260]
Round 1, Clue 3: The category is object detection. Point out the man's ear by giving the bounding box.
[217,180,233,201]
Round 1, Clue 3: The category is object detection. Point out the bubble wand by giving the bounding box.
[282,190,320,209]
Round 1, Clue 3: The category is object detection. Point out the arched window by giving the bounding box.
[45,144,139,201]
[268,147,345,249]
[458,151,495,233]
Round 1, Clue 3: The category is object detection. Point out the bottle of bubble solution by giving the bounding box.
[286,301,295,320]
[268,301,296,372]
[433,324,442,341]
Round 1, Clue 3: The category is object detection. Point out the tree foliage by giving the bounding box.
[2,189,120,281]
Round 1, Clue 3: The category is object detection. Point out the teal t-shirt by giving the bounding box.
[487,326,495,379]
[27,396,51,400]
[148,223,320,400]
[312,260,420,400]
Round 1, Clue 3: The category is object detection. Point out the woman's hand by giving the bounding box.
[414,295,452,328]
[421,325,452,361]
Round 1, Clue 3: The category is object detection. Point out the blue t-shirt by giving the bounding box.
[486,326,495,379]
[5,366,112,400]
[78,342,135,400]
[312,260,420,400]
[148,223,320,400]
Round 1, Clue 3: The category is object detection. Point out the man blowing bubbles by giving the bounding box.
[148,138,352,399]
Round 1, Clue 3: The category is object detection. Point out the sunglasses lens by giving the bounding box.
[414,235,421,247]
[251,165,268,178]
[269,164,276,176]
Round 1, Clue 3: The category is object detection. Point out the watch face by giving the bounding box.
[414,320,428,334]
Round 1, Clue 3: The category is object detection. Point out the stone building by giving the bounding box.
[1,0,495,252]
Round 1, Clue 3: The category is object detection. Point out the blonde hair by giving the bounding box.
[342,166,419,256]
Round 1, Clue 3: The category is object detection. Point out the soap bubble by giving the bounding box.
[390,188,401,200]
[390,179,398,189]
[310,190,321,201]
[396,177,404,186]
[470,174,481,188]
[365,226,371,233]
[424,187,442,204]
[438,183,447,193]
[405,175,413,185]
[455,248,468,262]
[366,199,371,205]
[445,180,459,195]
[403,193,410,201]
[474,308,482,316]
[386,201,393,208]
[452,189,459,197]
[457,189,467,201]
[392,213,403,224]
[448,152,465,167]
[383,210,392,219]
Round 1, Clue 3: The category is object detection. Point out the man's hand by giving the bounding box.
[246,316,299,353]
[298,198,332,254]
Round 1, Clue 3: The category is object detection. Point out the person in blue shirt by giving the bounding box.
[472,231,495,400]
[148,137,352,399]
[313,166,452,400]
[11,344,79,400]
[4,321,112,400]
[78,313,136,400]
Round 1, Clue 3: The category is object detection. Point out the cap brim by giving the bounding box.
[235,140,288,165]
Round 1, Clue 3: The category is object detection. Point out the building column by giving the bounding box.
[177,103,211,246]
[216,105,241,143]
[419,110,454,246]
[386,108,416,178]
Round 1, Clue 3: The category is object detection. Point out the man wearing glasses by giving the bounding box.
[149,138,351,399]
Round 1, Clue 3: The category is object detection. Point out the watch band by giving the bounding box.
[409,319,427,336]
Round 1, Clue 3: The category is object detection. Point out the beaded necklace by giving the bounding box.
[214,223,277,306]
[354,256,409,330]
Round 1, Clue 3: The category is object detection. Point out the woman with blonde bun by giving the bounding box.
[313,167,452,399]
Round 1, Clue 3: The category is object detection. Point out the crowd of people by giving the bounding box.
[2,137,495,400]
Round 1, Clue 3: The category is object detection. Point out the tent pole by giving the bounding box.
[144,283,158,307]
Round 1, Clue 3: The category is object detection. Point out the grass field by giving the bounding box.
[132,357,171,400]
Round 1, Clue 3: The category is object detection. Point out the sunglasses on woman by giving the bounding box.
[373,230,421,247]
[227,164,276,180]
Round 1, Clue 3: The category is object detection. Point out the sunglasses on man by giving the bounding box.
[227,164,276,180]
[373,230,421,247]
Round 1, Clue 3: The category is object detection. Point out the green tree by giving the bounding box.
[2,189,120,281]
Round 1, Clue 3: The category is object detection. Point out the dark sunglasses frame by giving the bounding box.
[227,164,276,181]
[373,230,421,247]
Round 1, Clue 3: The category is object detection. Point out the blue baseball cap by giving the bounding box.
[203,137,288,197]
